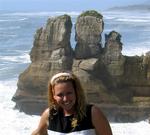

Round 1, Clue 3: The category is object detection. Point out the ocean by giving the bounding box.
[0,10,150,135]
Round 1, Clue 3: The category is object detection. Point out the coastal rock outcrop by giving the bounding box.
[74,11,103,59]
[104,31,125,76]
[12,10,150,122]
[12,15,74,114]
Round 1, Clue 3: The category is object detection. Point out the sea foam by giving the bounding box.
[0,80,150,135]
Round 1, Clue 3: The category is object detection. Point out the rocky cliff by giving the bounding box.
[12,10,150,122]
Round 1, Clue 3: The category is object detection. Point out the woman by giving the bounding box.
[31,72,112,135]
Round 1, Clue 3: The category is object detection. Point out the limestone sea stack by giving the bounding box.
[12,10,150,122]
[12,14,74,114]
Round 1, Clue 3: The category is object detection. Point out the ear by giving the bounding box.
[53,95,57,101]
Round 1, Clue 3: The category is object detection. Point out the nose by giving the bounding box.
[63,95,68,101]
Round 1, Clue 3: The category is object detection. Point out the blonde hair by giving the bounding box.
[48,72,87,121]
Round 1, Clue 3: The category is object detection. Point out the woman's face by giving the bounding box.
[53,81,76,115]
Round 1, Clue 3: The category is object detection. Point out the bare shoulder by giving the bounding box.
[91,105,112,135]
[31,108,49,135]
[91,105,105,118]
[40,108,49,127]
[41,108,49,119]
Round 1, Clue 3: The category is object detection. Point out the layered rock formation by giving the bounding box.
[12,10,150,122]
[74,11,103,58]
[12,15,74,114]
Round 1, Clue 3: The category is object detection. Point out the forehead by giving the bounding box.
[54,81,74,88]
[53,82,75,92]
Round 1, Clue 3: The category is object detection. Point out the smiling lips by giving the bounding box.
[63,101,73,108]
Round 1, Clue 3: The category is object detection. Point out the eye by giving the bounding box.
[56,93,64,98]
[66,91,73,95]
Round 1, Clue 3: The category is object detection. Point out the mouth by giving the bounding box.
[63,102,73,108]
[64,102,71,105]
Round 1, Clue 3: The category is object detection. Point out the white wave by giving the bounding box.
[0,67,10,71]
[0,79,150,135]
[122,41,150,56]
[111,121,150,135]
[103,11,150,24]
[104,16,117,20]
[0,79,17,101]
[0,79,39,135]
[0,26,21,30]
[122,47,150,56]
[116,18,150,23]
[2,11,81,17]
[0,53,30,63]
[129,15,150,20]
[0,34,18,38]
[53,11,81,17]
[0,18,28,22]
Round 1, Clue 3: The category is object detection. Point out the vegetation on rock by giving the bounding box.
[78,10,103,19]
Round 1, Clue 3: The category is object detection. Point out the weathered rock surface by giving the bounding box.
[12,10,150,122]
[75,11,103,59]
[12,14,74,114]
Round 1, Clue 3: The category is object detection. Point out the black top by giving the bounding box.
[48,104,94,133]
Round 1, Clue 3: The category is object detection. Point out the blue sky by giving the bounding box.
[0,0,147,11]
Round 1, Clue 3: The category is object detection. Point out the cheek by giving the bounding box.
[73,95,76,102]
[71,92,76,102]
[53,95,61,102]
[73,91,77,99]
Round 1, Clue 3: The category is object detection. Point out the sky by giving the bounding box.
[0,0,147,12]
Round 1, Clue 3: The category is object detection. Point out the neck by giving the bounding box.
[63,109,75,116]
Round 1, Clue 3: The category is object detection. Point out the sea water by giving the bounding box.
[0,10,150,135]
